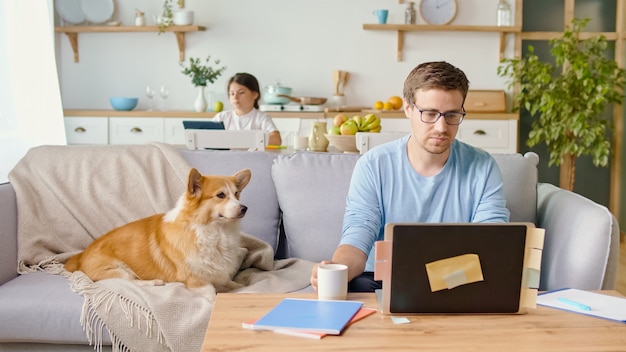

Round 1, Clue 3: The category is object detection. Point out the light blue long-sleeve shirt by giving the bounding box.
[340,135,510,272]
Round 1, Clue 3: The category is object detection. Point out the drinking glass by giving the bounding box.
[145,85,155,111]
[160,85,169,111]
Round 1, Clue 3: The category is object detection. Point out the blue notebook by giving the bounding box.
[250,298,363,335]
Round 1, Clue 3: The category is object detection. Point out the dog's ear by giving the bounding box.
[233,169,251,191]
[187,168,203,197]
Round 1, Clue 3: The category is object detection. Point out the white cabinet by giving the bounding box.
[108,117,164,145]
[65,117,108,145]
[457,119,518,154]
[64,115,518,153]
[370,118,517,154]
[163,118,215,145]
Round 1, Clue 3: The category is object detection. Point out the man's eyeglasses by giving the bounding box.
[412,104,466,125]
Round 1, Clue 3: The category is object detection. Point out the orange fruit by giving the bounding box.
[383,102,393,111]
[387,96,403,110]
[373,101,384,110]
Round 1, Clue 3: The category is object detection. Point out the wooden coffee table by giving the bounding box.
[202,291,626,351]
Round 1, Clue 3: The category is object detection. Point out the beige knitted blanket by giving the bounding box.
[8,143,314,352]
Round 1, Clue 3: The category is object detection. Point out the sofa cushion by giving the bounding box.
[180,150,281,252]
[0,272,110,345]
[272,152,360,262]
[491,152,538,223]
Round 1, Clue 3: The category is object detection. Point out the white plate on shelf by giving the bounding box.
[80,0,114,24]
[55,0,85,25]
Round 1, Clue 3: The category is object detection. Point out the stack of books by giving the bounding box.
[242,298,375,339]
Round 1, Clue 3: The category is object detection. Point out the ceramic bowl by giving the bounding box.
[109,97,138,111]
[325,134,359,153]
[173,10,194,26]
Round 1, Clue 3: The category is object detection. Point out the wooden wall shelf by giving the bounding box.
[54,25,206,63]
[362,24,521,61]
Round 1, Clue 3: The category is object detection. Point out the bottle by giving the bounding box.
[496,0,512,26]
[405,2,416,25]
[135,10,146,26]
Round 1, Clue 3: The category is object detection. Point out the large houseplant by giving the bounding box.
[498,18,626,191]
[180,55,227,112]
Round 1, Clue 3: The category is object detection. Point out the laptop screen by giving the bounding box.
[182,120,225,130]
[382,223,529,314]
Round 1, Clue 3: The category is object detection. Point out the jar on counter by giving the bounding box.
[135,10,146,26]
[405,2,416,24]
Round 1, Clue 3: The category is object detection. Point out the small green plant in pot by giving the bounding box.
[180,55,227,87]
[498,18,626,191]
[180,55,227,112]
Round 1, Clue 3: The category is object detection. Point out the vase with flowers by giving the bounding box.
[180,55,227,112]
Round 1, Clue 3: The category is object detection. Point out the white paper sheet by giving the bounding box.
[537,288,626,323]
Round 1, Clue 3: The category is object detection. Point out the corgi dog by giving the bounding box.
[64,168,251,300]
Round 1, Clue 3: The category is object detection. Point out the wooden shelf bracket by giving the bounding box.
[397,31,404,61]
[64,33,79,63]
[174,31,187,61]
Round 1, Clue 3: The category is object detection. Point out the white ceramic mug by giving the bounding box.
[317,263,348,300]
[293,136,309,151]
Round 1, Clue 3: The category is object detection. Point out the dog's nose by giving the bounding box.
[241,205,248,214]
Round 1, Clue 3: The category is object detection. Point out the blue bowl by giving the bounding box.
[109,97,139,111]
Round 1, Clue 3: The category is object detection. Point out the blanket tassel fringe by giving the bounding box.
[70,271,166,352]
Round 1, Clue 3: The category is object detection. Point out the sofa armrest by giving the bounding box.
[536,183,619,291]
[0,182,18,285]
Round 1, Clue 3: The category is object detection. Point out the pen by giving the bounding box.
[557,297,591,311]
[265,145,286,149]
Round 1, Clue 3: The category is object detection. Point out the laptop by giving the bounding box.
[182,120,225,130]
[374,223,544,315]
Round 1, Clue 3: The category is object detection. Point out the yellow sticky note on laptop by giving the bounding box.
[425,254,484,292]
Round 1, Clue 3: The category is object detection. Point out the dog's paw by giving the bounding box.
[135,279,165,286]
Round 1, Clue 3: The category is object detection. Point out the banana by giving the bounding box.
[362,117,380,130]
[352,115,363,129]
[362,114,378,126]
[368,125,382,132]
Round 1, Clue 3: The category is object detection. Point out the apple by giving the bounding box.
[340,120,358,135]
[333,114,348,127]
[213,100,224,112]
[328,126,341,135]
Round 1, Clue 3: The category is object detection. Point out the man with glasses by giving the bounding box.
[310,61,510,292]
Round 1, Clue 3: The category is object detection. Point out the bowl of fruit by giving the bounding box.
[325,134,359,153]
[326,113,382,153]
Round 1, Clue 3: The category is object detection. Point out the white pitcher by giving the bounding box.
[308,121,329,152]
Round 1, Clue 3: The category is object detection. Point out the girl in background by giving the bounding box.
[213,72,282,146]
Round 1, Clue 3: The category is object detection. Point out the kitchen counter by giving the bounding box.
[64,109,518,120]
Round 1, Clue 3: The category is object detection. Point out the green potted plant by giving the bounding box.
[498,18,626,191]
[180,55,227,112]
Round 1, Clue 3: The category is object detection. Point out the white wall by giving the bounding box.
[56,0,515,111]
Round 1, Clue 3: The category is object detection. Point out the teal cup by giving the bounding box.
[373,9,389,24]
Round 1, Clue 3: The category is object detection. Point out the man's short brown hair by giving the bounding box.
[403,61,470,106]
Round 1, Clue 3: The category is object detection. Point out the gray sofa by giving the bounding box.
[0,148,620,351]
